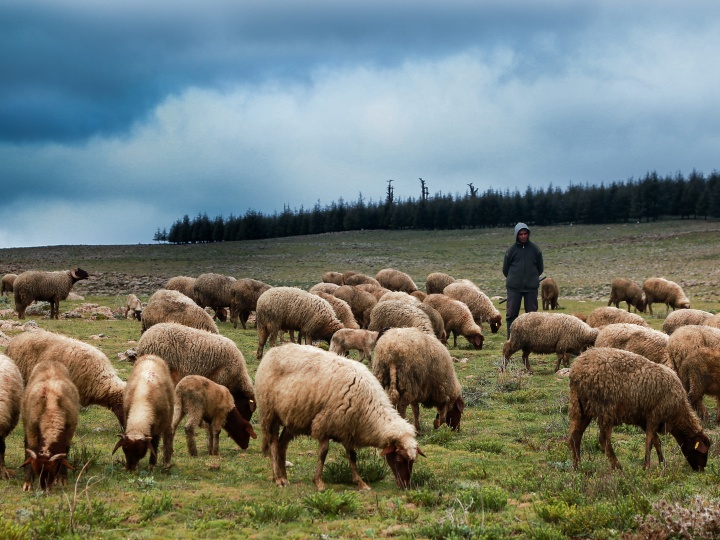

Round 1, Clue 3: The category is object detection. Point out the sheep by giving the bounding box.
[541,277,560,310]
[379,291,422,305]
[704,314,720,330]
[255,287,344,359]
[21,360,79,491]
[227,278,272,330]
[416,303,448,343]
[423,294,484,349]
[13,268,89,319]
[165,276,196,300]
[355,283,390,301]
[662,308,714,335]
[322,271,344,285]
[193,273,236,322]
[343,273,382,288]
[1,273,17,296]
[367,300,437,338]
[568,347,711,471]
[676,347,720,422]
[410,290,427,302]
[6,330,126,427]
[665,325,720,373]
[308,282,340,295]
[314,291,360,330]
[171,375,258,456]
[141,289,219,334]
[443,281,502,334]
[502,312,599,373]
[642,277,690,315]
[125,293,143,320]
[255,343,423,490]
[375,268,419,293]
[0,354,23,479]
[595,323,669,365]
[586,306,649,328]
[373,327,464,432]
[333,285,378,328]
[135,322,256,430]
[113,354,174,471]
[425,272,455,294]
[608,278,646,313]
[329,328,381,363]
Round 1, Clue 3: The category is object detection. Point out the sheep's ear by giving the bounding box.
[380,445,396,456]
[695,440,709,453]
[49,453,67,462]
[417,447,427,458]
[246,424,258,440]
[112,436,125,455]
[455,396,466,413]
[25,449,38,460]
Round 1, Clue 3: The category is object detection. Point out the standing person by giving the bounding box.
[503,222,543,338]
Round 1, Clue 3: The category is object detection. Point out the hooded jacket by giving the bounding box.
[503,222,543,292]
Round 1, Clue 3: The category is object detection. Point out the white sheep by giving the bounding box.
[443,281,503,334]
[141,289,219,334]
[1,273,17,296]
[171,375,257,456]
[13,268,89,319]
[343,272,382,287]
[193,273,236,322]
[7,330,126,427]
[255,343,423,490]
[373,327,464,432]
[308,282,340,295]
[568,347,711,471]
[375,268,419,293]
[124,293,143,320]
[329,328,381,363]
[595,323,669,365]
[662,308,714,335]
[164,276,197,300]
[0,354,23,479]
[642,277,690,316]
[665,324,720,373]
[586,306,649,328]
[425,272,455,294]
[367,300,437,338]
[113,354,174,471]
[423,293,484,349]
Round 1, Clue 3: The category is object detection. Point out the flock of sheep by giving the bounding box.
[0,267,717,492]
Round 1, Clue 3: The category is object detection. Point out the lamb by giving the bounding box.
[329,328,381,363]
[255,287,344,359]
[21,361,79,491]
[423,294,484,349]
[13,268,89,319]
[595,323,669,365]
[165,276,197,300]
[141,289,219,334]
[425,272,455,294]
[502,312,599,373]
[193,273,236,322]
[333,285,378,328]
[608,278,646,313]
[125,293,143,320]
[443,281,502,334]
[171,375,257,456]
[255,343,423,490]
[662,308,714,335]
[541,277,560,310]
[642,277,690,315]
[0,354,23,479]
[568,347,711,471]
[228,278,272,330]
[6,330,126,427]
[322,271,344,285]
[343,273,382,288]
[135,322,256,430]
[314,291,360,330]
[586,306,649,328]
[375,268,419,293]
[367,300,437,339]
[113,354,174,471]
[373,327,464,432]
[665,325,720,373]
[1,273,17,296]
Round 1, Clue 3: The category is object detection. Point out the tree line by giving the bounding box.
[154,169,720,244]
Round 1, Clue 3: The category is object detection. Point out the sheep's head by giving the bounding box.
[468,331,484,350]
[381,442,425,489]
[22,449,74,491]
[679,432,711,471]
[215,307,228,322]
[70,268,89,282]
[489,315,502,334]
[113,434,154,471]
[232,391,256,422]
[435,396,465,431]
[223,407,258,449]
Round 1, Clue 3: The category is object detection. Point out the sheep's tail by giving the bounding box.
[388,363,400,405]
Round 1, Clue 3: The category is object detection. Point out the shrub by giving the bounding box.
[303,490,359,517]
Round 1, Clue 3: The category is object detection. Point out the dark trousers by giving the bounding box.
[505,289,539,338]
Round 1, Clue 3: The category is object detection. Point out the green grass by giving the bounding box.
[2,220,720,538]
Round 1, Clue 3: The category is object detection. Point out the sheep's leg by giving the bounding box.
[411,403,421,432]
[162,429,174,467]
[267,425,287,486]
[522,350,533,374]
[276,428,293,485]
[650,432,664,465]
[313,438,330,491]
[209,418,224,455]
[22,463,34,491]
[598,422,621,470]
[183,415,199,457]
[568,412,591,469]
[346,448,371,491]
[452,330,458,348]
[396,401,408,420]
[149,435,160,467]
[256,326,269,360]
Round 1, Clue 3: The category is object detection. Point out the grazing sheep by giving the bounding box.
[608,278,646,313]
[541,277,560,310]
[113,354,174,471]
[379,291,422,305]
[193,273,236,322]
[443,282,502,334]
[171,375,257,456]
[125,293,143,320]
[704,313,720,330]
[314,291,360,330]
[662,308,714,335]
[572,312,588,322]
[373,327,464,432]
[677,347,720,422]
[165,276,196,300]
[255,343,423,490]
[568,347,711,471]
[0,354,23,479]
[322,271,344,285]
[423,294,484,349]
[344,273,382,288]
[13,268,89,319]
[141,289,219,334]
[643,277,690,316]
[367,300,437,338]
[255,287,344,359]
[7,330,126,427]
[329,328,381,363]
[1,273,17,296]
[586,306,649,328]
[416,303,448,343]
[666,325,720,373]
[333,285,378,328]
[410,290,427,302]
[425,272,455,294]
[355,283,390,301]
[595,323,669,365]
[502,312,599,373]
[308,282,340,295]
[229,278,272,330]
[22,361,79,491]
[135,323,256,428]
[375,268,419,293]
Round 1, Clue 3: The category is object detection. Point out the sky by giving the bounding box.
[2,1,720,247]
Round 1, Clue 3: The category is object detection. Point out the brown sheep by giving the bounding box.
[642,277,690,316]
[333,285,378,328]
[13,268,89,319]
[663,309,714,335]
[425,272,456,294]
[586,306,649,328]
[423,294,484,349]
[608,278,646,313]
[229,278,272,329]
[375,268,419,293]
[1,273,17,296]
[541,277,559,310]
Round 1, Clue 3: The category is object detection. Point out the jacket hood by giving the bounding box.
[514,222,530,241]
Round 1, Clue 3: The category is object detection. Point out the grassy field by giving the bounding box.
[2,220,720,539]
